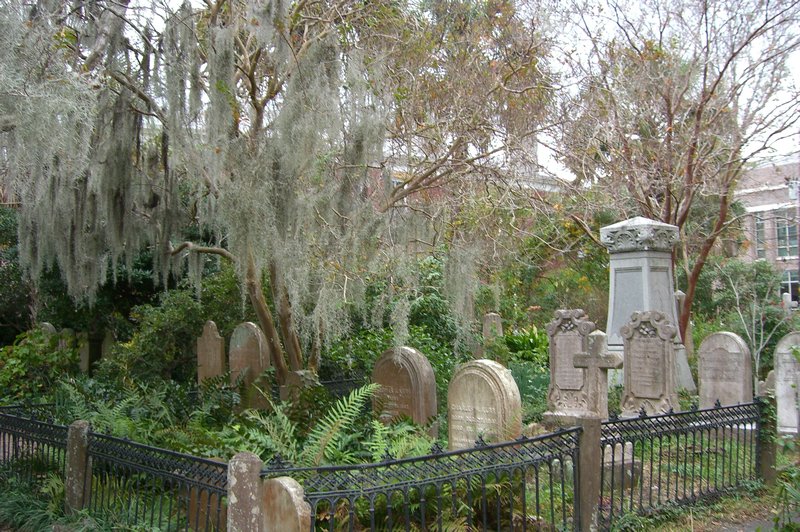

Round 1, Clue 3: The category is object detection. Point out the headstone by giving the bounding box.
[39,322,57,336]
[100,330,115,359]
[372,347,437,432]
[447,359,521,450]
[542,310,596,426]
[197,321,226,384]
[698,332,752,409]
[229,322,271,410]
[77,333,91,373]
[601,217,696,392]
[758,370,776,397]
[58,328,75,351]
[783,292,793,317]
[573,331,622,419]
[483,312,503,342]
[279,370,320,402]
[620,311,679,417]
[775,332,800,435]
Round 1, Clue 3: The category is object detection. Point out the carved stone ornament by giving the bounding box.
[620,311,677,342]
[545,309,595,338]
[600,217,679,253]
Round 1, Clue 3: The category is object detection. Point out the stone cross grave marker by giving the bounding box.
[698,332,752,409]
[372,347,437,434]
[447,359,521,450]
[573,330,622,419]
[230,322,271,410]
[197,321,226,384]
[542,309,596,425]
[620,311,678,417]
[775,332,800,435]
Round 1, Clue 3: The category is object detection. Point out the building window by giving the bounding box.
[782,270,799,303]
[754,215,766,259]
[776,208,798,258]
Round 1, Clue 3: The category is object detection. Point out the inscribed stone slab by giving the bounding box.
[620,311,678,417]
[775,332,800,435]
[372,346,437,430]
[197,321,226,384]
[447,359,521,450]
[543,310,595,423]
[230,322,271,409]
[698,332,752,409]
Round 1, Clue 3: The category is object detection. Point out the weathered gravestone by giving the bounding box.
[775,332,800,435]
[758,370,776,397]
[372,346,437,432]
[542,310,596,425]
[620,311,679,417]
[101,330,115,359]
[698,332,752,409]
[39,322,57,336]
[600,217,695,392]
[197,321,226,384]
[58,328,75,351]
[77,333,91,373]
[483,312,503,343]
[447,359,521,450]
[229,322,271,410]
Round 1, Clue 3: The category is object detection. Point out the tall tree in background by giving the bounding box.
[0,0,554,384]
[554,0,800,339]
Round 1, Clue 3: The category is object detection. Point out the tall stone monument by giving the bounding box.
[601,217,695,391]
[775,332,800,435]
[447,359,521,450]
[620,311,679,417]
[229,322,271,409]
[542,310,596,426]
[372,346,437,431]
[697,332,752,409]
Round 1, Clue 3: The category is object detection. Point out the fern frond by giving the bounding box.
[300,383,378,467]
[365,420,390,462]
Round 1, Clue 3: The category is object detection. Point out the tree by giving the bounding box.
[0,0,555,384]
[552,0,800,340]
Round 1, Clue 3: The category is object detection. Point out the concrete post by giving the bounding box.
[578,417,601,532]
[64,420,90,514]
[228,452,265,532]
[757,396,778,487]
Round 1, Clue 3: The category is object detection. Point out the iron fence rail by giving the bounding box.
[87,433,228,531]
[0,407,228,531]
[263,428,581,532]
[599,402,760,530]
[0,407,67,484]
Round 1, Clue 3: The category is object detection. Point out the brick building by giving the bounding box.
[736,159,800,303]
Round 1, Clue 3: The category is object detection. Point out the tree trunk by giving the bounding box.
[269,262,304,372]
[245,253,289,386]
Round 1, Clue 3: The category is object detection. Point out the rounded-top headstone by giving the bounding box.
[698,332,752,409]
[372,346,437,429]
[775,332,800,435]
[230,322,271,409]
[197,320,226,384]
[447,359,521,450]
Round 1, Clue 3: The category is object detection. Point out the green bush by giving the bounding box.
[0,329,78,402]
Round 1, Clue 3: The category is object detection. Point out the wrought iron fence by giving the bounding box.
[86,433,228,531]
[599,402,760,529]
[0,406,67,484]
[262,428,581,531]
